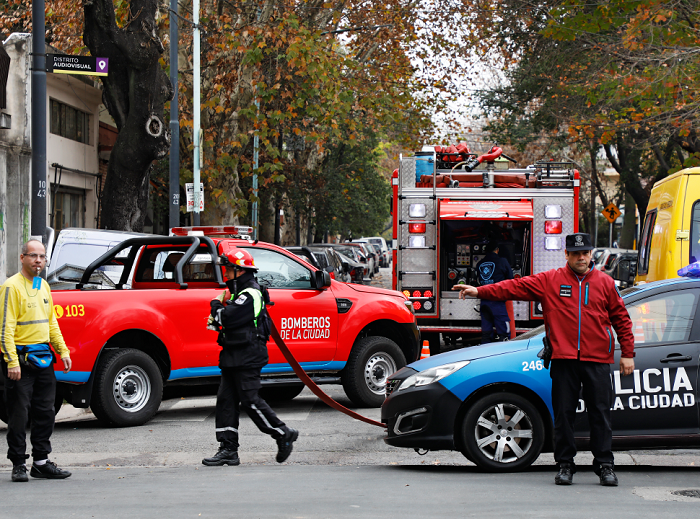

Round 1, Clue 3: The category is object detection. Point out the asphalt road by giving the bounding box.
[1,266,699,516]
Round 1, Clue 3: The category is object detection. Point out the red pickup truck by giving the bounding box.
[29,231,419,427]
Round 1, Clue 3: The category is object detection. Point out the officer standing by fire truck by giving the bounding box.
[203,249,298,466]
[475,241,513,343]
[453,233,635,487]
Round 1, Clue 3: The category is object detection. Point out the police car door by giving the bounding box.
[576,287,700,438]
[244,247,338,366]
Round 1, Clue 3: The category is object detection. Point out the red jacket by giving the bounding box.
[477,265,634,363]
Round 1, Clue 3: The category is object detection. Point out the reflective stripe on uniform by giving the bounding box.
[230,287,264,327]
[215,427,239,433]
[17,319,49,326]
[0,288,9,356]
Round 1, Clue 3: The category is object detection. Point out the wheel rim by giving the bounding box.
[364,351,396,395]
[112,364,152,413]
[473,402,534,464]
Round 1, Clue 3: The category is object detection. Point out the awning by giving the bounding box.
[439,200,534,221]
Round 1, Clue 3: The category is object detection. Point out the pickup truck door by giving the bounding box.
[244,247,339,368]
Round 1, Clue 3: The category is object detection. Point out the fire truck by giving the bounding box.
[391,145,580,353]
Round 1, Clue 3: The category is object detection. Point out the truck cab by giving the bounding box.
[636,168,700,284]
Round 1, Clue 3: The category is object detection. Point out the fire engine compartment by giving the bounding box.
[440,219,531,295]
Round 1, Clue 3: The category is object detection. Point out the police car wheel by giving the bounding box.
[342,336,406,408]
[460,392,544,472]
[91,348,163,427]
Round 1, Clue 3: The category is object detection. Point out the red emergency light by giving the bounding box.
[544,220,562,234]
[409,223,426,233]
[412,290,422,298]
[413,301,422,310]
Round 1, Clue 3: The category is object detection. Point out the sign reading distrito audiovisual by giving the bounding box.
[602,203,621,224]
[185,182,204,212]
[47,54,109,76]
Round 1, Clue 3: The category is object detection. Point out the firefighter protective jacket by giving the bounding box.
[477,265,635,363]
[210,271,269,369]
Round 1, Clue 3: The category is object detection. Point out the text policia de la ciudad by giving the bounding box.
[576,367,695,413]
[279,317,332,340]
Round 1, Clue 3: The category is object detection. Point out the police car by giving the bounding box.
[381,277,700,472]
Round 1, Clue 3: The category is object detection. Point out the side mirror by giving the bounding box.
[615,260,630,285]
[312,270,332,289]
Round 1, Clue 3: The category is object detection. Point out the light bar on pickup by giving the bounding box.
[171,226,253,237]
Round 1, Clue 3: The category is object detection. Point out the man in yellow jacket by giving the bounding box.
[0,239,72,482]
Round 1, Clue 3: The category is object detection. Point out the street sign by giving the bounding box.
[185,182,204,212]
[48,54,109,76]
[602,203,621,224]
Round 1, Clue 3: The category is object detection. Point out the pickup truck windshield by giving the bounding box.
[244,248,312,289]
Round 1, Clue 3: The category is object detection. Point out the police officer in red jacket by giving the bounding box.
[453,233,635,486]
[203,249,298,467]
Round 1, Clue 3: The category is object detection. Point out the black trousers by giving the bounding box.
[215,367,287,450]
[480,300,509,343]
[2,362,57,465]
[550,359,614,466]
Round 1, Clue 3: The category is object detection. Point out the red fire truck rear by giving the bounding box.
[391,145,580,353]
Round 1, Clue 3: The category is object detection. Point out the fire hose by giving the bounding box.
[270,321,387,428]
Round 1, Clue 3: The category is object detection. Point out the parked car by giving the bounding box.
[334,251,365,284]
[359,237,390,267]
[595,248,635,272]
[312,243,370,280]
[346,242,377,276]
[604,251,638,288]
[286,246,348,282]
[46,228,150,288]
[382,276,700,472]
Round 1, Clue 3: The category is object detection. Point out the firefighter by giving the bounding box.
[203,249,298,466]
[475,241,513,343]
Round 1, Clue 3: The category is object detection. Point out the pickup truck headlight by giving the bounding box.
[398,360,470,391]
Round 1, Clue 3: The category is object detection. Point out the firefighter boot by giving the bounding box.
[276,428,299,463]
[598,463,619,486]
[202,444,240,466]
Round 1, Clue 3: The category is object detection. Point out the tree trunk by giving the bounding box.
[620,190,636,249]
[83,0,173,231]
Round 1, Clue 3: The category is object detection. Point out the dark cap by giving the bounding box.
[565,233,593,251]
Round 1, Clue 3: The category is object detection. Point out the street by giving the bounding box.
[1,268,699,516]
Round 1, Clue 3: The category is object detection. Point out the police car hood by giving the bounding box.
[407,336,538,371]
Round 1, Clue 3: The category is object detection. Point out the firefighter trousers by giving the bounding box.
[215,367,288,450]
[480,300,509,343]
[1,362,57,465]
[550,359,614,466]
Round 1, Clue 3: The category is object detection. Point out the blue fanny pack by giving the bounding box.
[17,344,53,369]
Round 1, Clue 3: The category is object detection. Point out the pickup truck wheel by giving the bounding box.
[342,336,406,408]
[91,349,163,427]
[460,392,544,472]
[259,384,305,402]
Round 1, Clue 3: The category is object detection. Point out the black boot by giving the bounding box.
[554,462,574,485]
[598,463,618,486]
[202,444,240,466]
[276,428,299,463]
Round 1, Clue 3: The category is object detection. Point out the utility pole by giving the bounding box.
[31,0,47,242]
[192,0,201,225]
[168,0,180,231]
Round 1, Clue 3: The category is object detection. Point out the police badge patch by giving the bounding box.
[234,294,248,305]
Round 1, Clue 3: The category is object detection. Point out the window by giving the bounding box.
[50,99,90,144]
[625,290,698,345]
[52,190,84,232]
[637,210,657,275]
[136,248,216,282]
[690,201,700,264]
[244,248,311,289]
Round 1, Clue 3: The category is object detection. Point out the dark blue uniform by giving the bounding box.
[476,250,514,343]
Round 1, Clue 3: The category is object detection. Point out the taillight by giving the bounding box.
[545,237,562,250]
[403,290,410,297]
[544,220,562,234]
[412,290,421,298]
[424,290,433,298]
[409,222,426,233]
[413,301,422,310]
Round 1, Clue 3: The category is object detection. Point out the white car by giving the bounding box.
[359,236,390,267]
